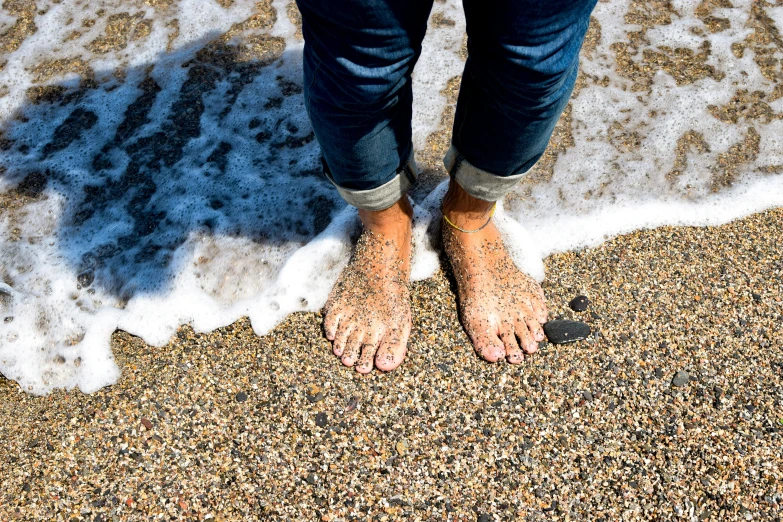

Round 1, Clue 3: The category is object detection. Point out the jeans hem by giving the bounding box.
[444,145,528,202]
[327,150,418,211]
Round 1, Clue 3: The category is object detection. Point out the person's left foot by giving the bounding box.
[441,182,548,363]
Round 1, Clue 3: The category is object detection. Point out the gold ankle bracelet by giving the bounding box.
[441,202,497,234]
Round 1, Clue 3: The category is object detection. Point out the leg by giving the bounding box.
[442,0,597,362]
[296,0,433,372]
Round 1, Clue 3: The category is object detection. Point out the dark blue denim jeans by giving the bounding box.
[296,0,598,210]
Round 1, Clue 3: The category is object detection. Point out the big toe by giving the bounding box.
[375,328,409,372]
[470,329,506,362]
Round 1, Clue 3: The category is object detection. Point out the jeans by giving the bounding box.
[296,0,598,210]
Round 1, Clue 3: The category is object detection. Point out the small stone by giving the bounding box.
[305,473,318,485]
[306,384,325,403]
[3,316,12,323]
[568,295,590,312]
[344,396,359,412]
[752,292,761,302]
[396,439,409,456]
[581,390,593,402]
[53,355,66,364]
[235,391,248,403]
[315,412,327,428]
[671,370,690,387]
[543,320,591,344]
[140,418,153,430]
[654,368,664,379]
[77,269,95,289]
[477,514,491,522]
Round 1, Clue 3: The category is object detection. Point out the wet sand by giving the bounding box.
[2,208,782,521]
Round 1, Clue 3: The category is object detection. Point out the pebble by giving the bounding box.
[396,439,409,456]
[542,320,591,344]
[568,295,590,312]
[654,368,664,379]
[671,370,690,387]
[305,473,318,485]
[315,412,327,428]
[477,514,492,522]
[235,391,248,402]
[140,418,153,430]
[305,384,324,403]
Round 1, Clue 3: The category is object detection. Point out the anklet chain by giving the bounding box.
[441,202,497,234]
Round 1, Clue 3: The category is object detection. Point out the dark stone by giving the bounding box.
[306,392,325,404]
[654,368,664,379]
[568,295,590,312]
[305,473,318,485]
[581,390,593,402]
[315,412,327,428]
[3,317,12,323]
[77,269,95,289]
[235,391,248,402]
[752,293,761,302]
[542,320,591,344]
[671,370,690,387]
[477,515,492,522]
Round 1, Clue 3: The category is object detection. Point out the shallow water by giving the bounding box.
[0,0,781,393]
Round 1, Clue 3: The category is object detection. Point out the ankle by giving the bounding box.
[441,181,496,231]
[358,197,413,242]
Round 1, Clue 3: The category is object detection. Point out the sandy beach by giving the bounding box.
[2,208,782,521]
[1,0,783,520]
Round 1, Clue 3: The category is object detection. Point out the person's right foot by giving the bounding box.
[323,199,413,374]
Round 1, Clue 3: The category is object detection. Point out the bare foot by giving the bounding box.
[323,198,412,373]
[441,182,548,363]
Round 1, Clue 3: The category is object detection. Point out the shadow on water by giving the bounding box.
[0,33,344,306]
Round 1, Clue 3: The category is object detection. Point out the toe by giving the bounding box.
[355,343,377,374]
[341,329,363,367]
[469,320,506,362]
[355,328,382,374]
[375,327,410,372]
[333,322,353,357]
[525,316,545,343]
[499,325,523,364]
[515,317,538,354]
[324,311,340,341]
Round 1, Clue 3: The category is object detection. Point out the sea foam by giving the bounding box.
[0,0,781,393]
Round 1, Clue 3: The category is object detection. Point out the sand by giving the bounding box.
[2,0,783,520]
[1,208,782,521]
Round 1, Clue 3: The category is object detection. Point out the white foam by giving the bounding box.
[0,0,781,394]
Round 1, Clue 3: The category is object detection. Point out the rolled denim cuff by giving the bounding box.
[444,145,528,202]
[326,151,418,211]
